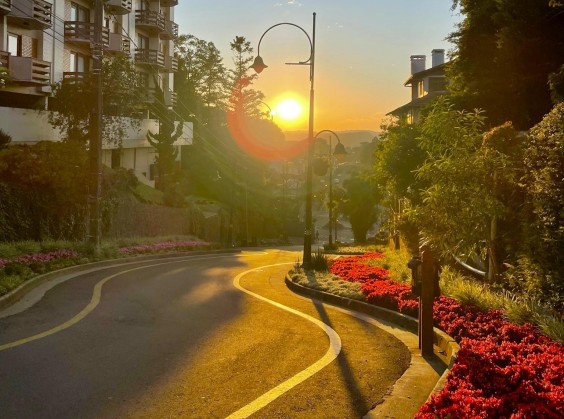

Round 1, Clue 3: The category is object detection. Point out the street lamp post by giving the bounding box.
[251,12,316,268]
[314,130,347,247]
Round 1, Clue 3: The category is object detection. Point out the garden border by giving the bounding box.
[284,276,459,399]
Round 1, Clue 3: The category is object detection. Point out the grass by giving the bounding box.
[131,182,165,205]
[290,269,364,301]
[439,266,564,343]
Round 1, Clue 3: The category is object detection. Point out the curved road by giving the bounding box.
[0,248,411,418]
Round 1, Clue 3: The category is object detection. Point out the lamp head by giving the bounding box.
[333,142,347,163]
[251,56,268,73]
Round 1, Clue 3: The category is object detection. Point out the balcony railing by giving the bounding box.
[0,0,10,15]
[65,21,109,46]
[135,48,164,69]
[105,0,131,15]
[107,33,130,56]
[135,10,165,33]
[8,56,50,84]
[62,71,89,86]
[162,54,178,73]
[160,19,178,40]
[143,87,176,108]
[8,0,51,29]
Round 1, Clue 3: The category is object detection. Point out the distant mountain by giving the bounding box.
[285,130,379,148]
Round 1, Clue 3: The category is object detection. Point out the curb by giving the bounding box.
[284,277,459,399]
[0,249,240,312]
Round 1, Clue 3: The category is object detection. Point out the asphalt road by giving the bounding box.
[0,248,411,418]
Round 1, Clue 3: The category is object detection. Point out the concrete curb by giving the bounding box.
[284,277,459,402]
[0,249,240,312]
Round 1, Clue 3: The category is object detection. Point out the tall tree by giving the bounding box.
[147,80,183,196]
[175,35,228,198]
[341,172,381,243]
[49,56,141,145]
[448,0,564,129]
[227,36,265,117]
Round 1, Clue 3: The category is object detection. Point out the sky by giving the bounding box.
[175,1,461,132]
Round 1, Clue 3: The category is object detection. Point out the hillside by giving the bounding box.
[285,130,379,148]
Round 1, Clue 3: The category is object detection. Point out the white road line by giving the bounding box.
[228,263,342,419]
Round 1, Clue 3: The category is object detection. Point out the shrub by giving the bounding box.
[311,248,329,272]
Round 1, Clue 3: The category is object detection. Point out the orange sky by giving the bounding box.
[178,1,461,132]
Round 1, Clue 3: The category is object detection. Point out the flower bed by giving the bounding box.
[2,249,80,274]
[329,253,564,418]
[118,240,210,255]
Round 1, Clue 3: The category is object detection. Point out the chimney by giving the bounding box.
[431,49,445,67]
[410,55,426,74]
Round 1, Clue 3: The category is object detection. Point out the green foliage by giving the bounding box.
[414,99,524,272]
[49,56,141,145]
[341,171,381,243]
[440,265,564,343]
[374,118,425,203]
[311,248,329,272]
[520,103,564,309]
[0,142,138,241]
[0,66,10,88]
[132,182,165,205]
[0,128,11,150]
[290,270,364,300]
[448,0,564,129]
[146,80,183,193]
[0,274,25,295]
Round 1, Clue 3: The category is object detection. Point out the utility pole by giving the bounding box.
[88,0,103,249]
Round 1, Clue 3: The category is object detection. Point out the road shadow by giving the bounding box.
[311,299,368,418]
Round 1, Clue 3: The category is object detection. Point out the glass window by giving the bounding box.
[8,33,21,56]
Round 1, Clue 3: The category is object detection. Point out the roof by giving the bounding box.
[404,63,446,86]
[386,91,445,116]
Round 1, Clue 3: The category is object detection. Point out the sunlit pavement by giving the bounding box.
[0,248,421,418]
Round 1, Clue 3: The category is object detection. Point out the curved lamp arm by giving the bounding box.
[315,129,347,161]
[251,19,315,80]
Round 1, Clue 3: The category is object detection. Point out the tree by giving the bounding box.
[226,36,265,118]
[448,0,564,129]
[174,35,228,198]
[49,56,141,145]
[520,103,564,307]
[413,98,524,280]
[341,172,381,243]
[146,80,183,196]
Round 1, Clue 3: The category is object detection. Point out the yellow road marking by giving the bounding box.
[0,255,229,352]
[227,263,342,419]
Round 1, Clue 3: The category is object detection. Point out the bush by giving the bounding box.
[311,248,329,272]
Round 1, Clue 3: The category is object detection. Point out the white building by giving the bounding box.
[0,0,191,186]
[387,49,448,124]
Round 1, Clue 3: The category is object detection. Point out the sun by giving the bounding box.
[274,98,303,122]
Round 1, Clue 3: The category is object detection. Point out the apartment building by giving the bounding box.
[0,0,191,186]
[387,49,448,124]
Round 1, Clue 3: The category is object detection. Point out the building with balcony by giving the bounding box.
[0,0,186,187]
[387,49,449,124]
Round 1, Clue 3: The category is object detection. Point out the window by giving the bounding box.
[138,34,149,50]
[70,2,89,22]
[429,77,447,92]
[8,33,21,56]
[69,51,88,72]
[418,80,425,98]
